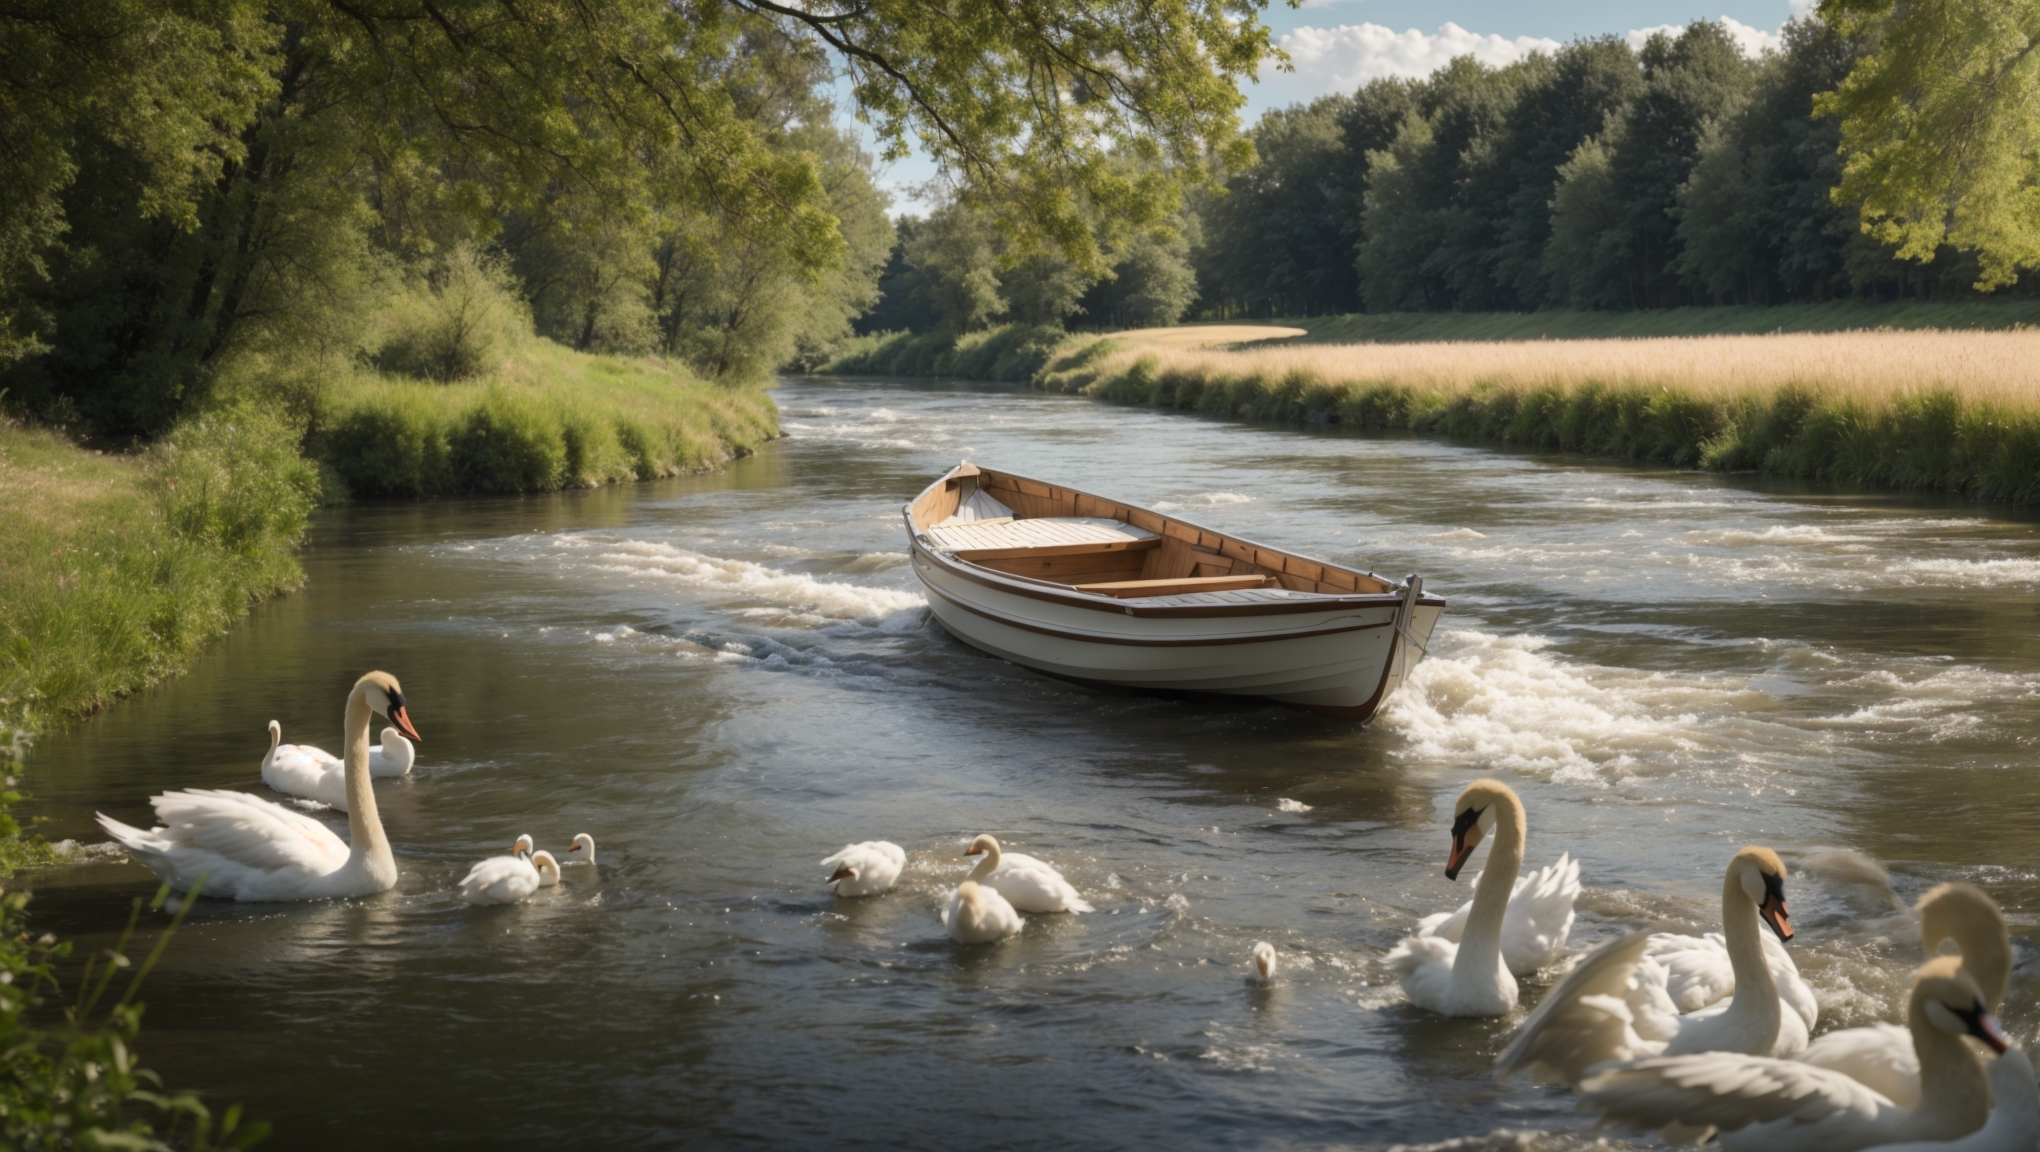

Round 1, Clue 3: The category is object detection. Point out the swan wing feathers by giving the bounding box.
[1644,932,1738,1013]
[1495,931,1661,1087]
[1386,933,1458,1012]
[988,855,1092,914]
[459,856,537,904]
[147,789,349,873]
[1578,1052,1896,1146]
[1414,867,1523,942]
[1797,1023,1919,1111]
[260,748,347,807]
[1501,853,1581,975]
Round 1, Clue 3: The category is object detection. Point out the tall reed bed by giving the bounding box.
[0,407,316,738]
[314,343,778,497]
[1040,329,2040,502]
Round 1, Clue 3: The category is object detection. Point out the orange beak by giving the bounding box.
[390,704,422,744]
[827,866,855,883]
[567,843,581,853]
[1759,893,1793,943]
[964,850,982,859]
[1445,834,1477,881]
[1971,1008,2010,1054]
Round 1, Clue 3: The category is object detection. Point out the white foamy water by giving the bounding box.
[1672,524,1869,547]
[1380,631,1757,783]
[474,533,924,624]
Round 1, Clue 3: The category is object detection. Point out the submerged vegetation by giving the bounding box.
[1040,328,2040,503]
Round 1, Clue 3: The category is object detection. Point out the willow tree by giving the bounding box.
[1818,0,2040,288]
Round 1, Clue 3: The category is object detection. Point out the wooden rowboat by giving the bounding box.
[903,463,1445,722]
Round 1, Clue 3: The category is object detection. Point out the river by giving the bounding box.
[24,376,2040,1149]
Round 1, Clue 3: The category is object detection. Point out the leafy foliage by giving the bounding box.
[1174,18,2035,324]
[2,0,1269,438]
[0,873,268,1150]
[1816,0,2040,289]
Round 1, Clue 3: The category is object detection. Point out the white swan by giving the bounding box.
[1495,845,1810,1086]
[260,722,415,809]
[100,672,419,901]
[964,834,1092,914]
[944,879,1023,944]
[1635,925,1818,1035]
[367,727,414,777]
[1386,778,1555,1017]
[1411,797,1579,975]
[1870,1048,2038,1152]
[459,846,560,904]
[1801,883,2012,1110]
[564,833,596,866]
[1251,941,1277,982]
[822,840,905,897]
[1574,956,2006,1151]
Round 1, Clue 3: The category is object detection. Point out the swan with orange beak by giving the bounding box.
[1497,845,1812,1088]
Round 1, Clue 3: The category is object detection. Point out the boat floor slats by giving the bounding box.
[927,516,1158,554]
[1122,588,1332,606]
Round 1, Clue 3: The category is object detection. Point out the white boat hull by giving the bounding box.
[911,550,1443,721]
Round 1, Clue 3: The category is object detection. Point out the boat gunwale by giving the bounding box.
[915,568,1401,647]
[901,466,1447,621]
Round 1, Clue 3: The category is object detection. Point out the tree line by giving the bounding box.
[867,12,2040,335]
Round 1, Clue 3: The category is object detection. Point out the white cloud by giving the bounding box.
[1253,15,1787,110]
[1625,16,1781,56]
[1256,22,1560,107]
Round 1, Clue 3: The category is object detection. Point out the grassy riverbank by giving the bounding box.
[0,407,315,762]
[313,343,779,497]
[2,339,778,768]
[1041,327,2040,503]
[827,325,1068,381]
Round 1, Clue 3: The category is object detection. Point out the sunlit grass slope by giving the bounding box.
[315,342,779,497]
[0,410,315,737]
[1041,327,2040,502]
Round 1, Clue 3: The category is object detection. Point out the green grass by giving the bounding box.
[312,342,779,497]
[824,324,1069,382]
[1279,299,2040,344]
[0,406,317,742]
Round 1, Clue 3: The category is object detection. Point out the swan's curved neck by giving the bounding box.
[1906,1009,1991,1137]
[268,722,280,753]
[1456,793,1524,983]
[1719,869,1781,1030]
[967,841,1000,881]
[1928,911,2010,1009]
[344,688,397,886]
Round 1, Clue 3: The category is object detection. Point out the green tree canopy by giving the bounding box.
[2,0,1274,436]
[1817,0,2040,288]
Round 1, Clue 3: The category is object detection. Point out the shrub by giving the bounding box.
[372,246,530,382]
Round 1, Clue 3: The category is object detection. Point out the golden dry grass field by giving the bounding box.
[1040,325,2040,502]
[1101,326,2040,408]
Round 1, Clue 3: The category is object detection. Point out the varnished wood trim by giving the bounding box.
[912,532,1442,619]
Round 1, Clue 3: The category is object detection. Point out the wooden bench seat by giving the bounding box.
[1072,574,1277,599]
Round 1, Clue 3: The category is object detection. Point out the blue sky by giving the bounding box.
[854,0,1816,214]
